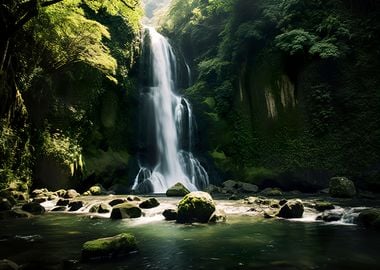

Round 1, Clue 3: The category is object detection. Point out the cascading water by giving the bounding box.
[132,27,209,193]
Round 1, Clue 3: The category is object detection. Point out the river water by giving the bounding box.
[1,196,380,269]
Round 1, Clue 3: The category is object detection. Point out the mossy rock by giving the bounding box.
[109,198,127,207]
[56,199,69,206]
[260,188,283,196]
[177,191,216,223]
[82,233,137,261]
[139,198,160,209]
[21,202,45,215]
[64,189,80,199]
[329,177,356,198]
[89,184,106,196]
[357,209,380,230]
[166,183,190,197]
[68,201,84,212]
[162,209,177,221]
[277,199,304,219]
[110,203,142,219]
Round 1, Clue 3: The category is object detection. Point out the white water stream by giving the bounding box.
[132,27,208,193]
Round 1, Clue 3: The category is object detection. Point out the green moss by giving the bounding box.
[177,192,216,223]
[82,233,137,260]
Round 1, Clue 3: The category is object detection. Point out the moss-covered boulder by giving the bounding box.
[82,233,137,261]
[88,184,106,196]
[21,202,45,215]
[277,199,304,219]
[177,191,216,223]
[56,199,70,206]
[162,209,177,221]
[166,183,190,197]
[51,206,66,212]
[357,209,380,230]
[139,198,160,209]
[89,203,111,214]
[329,177,356,198]
[110,203,142,219]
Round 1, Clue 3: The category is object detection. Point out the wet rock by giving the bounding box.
[82,233,137,261]
[279,199,288,206]
[0,198,12,211]
[209,209,227,223]
[127,196,141,202]
[22,202,45,215]
[56,199,70,206]
[0,259,19,270]
[109,198,127,207]
[204,184,222,194]
[357,209,380,230]
[64,189,80,199]
[31,188,48,198]
[329,177,356,198]
[82,191,91,196]
[177,191,216,223]
[88,184,106,196]
[316,211,342,222]
[166,183,190,197]
[68,201,84,211]
[0,209,32,219]
[239,182,259,193]
[32,197,47,203]
[51,206,66,212]
[162,209,177,221]
[110,203,142,219]
[139,198,160,209]
[263,210,278,219]
[260,188,283,196]
[223,180,238,189]
[314,201,335,212]
[277,199,304,219]
[55,189,67,197]
[89,203,111,214]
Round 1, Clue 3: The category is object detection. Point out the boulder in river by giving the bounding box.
[89,203,111,214]
[316,211,343,222]
[209,209,227,223]
[356,209,380,230]
[22,202,45,215]
[109,198,127,207]
[162,209,178,221]
[82,233,137,261]
[329,177,356,198]
[64,189,80,199]
[56,199,70,206]
[166,183,190,197]
[277,199,304,219]
[68,201,84,211]
[110,203,142,219]
[139,198,160,209]
[51,206,66,212]
[88,184,106,196]
[314,201,335,212]
[177,191,216,223]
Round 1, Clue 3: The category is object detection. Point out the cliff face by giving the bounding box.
[162,0,380,191]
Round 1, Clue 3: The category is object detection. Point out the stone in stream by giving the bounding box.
[260,188,283,196]
[166,183,190,197]
[64,189,80,199]
[127,195,141,202]
[110,203,142,219]
[68,201,84,211]
[316,211,343,222]
[109,198,127,207]
[81,233,137,261]
[51,206,66,212]
[89,203,111,214]
[314,201,335,212]
[56,199,70,206]
[162,209,178,221]
[329,177,356,198]
[88,184,106,196]
[209,209,227,223]
[277,199,304,219]
[21,202,45,215]
[239,182,259,193]
[139,198,160,209]
[177,191,216,223]
[55,189,67,197]
[356,209,380,230]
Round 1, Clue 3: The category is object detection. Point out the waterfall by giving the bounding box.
[132,27,209,194]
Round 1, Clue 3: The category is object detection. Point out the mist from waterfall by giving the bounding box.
[132,27,209,193]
